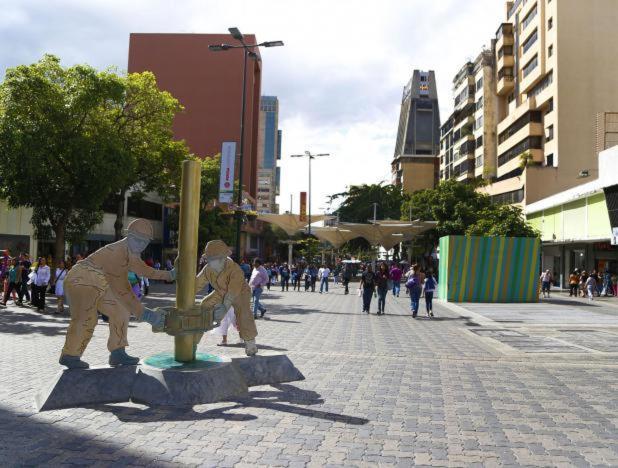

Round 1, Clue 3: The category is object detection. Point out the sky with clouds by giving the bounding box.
[0,0,506,216]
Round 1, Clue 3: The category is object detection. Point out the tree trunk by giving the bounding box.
[114,190,126,241]
[53,221,67,269]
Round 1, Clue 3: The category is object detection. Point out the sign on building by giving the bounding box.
[299,191,307,222]
[218,142,236,204]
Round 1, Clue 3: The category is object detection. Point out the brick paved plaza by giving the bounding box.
[1,282,618,467]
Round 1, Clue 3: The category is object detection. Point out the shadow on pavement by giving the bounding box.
[94,383,368,426]
[0,310,68,336]
[0,404,158,465]
[541,298,601,307]
[213,342,289,352]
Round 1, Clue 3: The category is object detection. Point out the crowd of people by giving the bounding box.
[0,249,167,315]
[566,268,616,301]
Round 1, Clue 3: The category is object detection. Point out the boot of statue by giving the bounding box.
[109,347,140,366]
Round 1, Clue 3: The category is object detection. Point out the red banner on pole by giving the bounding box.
[299,192,307,222]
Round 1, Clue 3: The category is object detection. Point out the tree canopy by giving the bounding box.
[330,183,407,223]
[0,55,127,262]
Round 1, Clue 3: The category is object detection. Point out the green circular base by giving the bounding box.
[143,352,226,370]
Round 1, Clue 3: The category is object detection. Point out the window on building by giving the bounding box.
[522,29,538,54]
[474,116,484,131]
[548,17,553,30]
[522,54,538,78]
[476,97,484,110]
[476,77,483,90]
[476,135,483,148]
[522,4,538,31]
[546,125,554,141]
[545,153,554,167]
[546,98,554,113]
[127,197,163,221]
[491,188,525,205]
[548,44,553,57]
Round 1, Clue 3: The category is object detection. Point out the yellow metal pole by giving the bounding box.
[174,160,201,362]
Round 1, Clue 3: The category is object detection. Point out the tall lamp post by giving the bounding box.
[290,151,330,235]
[209,28,284,261]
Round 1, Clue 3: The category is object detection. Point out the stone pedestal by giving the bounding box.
[131,352,248,406]
[35,352,305,411]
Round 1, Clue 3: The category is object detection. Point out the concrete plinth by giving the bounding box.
[131,353,248,406]
[35,352,305,411]
[35,365,137,412]
[232,354,305,387]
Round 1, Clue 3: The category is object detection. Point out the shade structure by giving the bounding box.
[310,227,360,249]
[257,213,328,236]
[339,220,438,250]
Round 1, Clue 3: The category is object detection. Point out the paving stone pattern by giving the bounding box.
[1,283,618,466]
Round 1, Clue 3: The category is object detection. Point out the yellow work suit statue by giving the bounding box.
[59,219,174,369]
[195,240,258,356]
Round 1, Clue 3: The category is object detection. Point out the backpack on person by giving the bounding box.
[425,276,436,291]
[406,273,420,289]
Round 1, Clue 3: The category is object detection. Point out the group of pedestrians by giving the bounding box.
[0,251,67,313]
[568,268,615,301]
[357,261,437,318]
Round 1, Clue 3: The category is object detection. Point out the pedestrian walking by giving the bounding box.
[52,260,68,314]
[342,262,353,295]
[291,265,301,291]
[375,262,390,315]
[210,306,238,346]
[1,258,23,306]
[19,253,31,303]
[569,270,580,297]
[389,263,402,297]
[585,274,597,301]
[423,270,438,318]
[32,257,51,312]
[279,263,290,292]
[579,271,588,298]
[360,264,376,314]
[319,264,331,293]
[249,258,269,318]
[540,269,552,298]
[405,265,423,318]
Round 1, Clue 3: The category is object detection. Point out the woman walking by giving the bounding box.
[1,258,23,306]
[360,264,376,314]
[375,262,390,315]
[52,259,68,314]
[32,257,51,312]
[423,270,438,318]
[585,274,597,301]
[405,265,423,318]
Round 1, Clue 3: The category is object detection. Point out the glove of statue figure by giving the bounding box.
[141,307,167,332]
[213,303,227,322]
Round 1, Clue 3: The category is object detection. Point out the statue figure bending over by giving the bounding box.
[59,219,175,369]
[196,240,258,356]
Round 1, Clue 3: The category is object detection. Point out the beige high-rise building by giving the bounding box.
[441,0,618,206]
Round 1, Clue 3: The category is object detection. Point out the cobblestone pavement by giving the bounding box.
[1,282,618,467]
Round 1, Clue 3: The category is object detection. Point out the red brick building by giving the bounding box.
[128,33,262,198]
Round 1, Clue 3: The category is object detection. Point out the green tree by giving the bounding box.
[331,182,407,223]
[108,71,187,240]
[466,205,539,237]
[0,55,126,263]
[296,237,321,263]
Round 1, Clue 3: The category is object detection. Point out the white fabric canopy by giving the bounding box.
[310,227,360,249]
[257,213,329,236]
[339,220,438,249]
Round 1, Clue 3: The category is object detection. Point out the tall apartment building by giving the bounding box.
[440,50,498,185]
[256,96,281,214]
[440,0,618,207]
[128,33,262,199]
[392,70,441,194]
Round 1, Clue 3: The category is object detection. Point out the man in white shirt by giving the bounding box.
[319,265,331,294]
[249,258,269,318]
[33,257,51,311]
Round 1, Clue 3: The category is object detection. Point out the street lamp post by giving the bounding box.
[209,28,284,261]
[290,151,330,235]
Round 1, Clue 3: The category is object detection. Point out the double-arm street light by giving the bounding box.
[290,151,330,235]
[209,27,284,261]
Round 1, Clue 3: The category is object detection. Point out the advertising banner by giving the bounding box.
[299,191,307,222]
[218,141,236,204]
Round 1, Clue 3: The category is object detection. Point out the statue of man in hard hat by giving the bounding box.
[195,240,258,356]
[59,219,176,369]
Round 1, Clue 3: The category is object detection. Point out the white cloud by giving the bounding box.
[0,0,505,214]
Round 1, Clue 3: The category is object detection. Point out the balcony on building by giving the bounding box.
[496,44,514,73]
[497,109,543,157]
[496,135,543,178]
[496,23,514,53]
[497,67,515,96]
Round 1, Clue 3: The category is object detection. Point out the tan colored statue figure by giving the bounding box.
[59,219,175,369]
[196,240,258,356]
